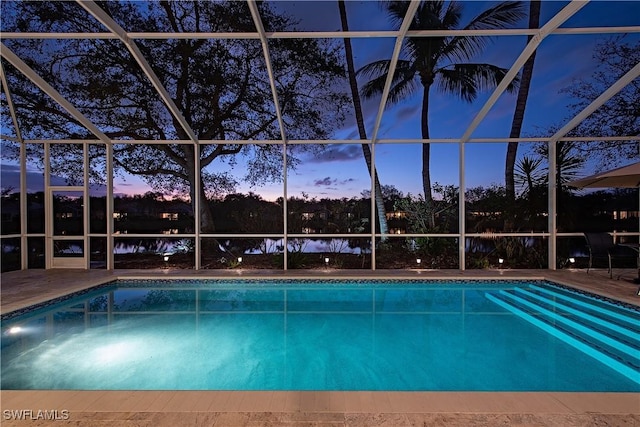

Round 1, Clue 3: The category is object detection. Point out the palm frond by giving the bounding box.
[436,66,476,102]
[411,0,448,31]
[360,73,391,99]
[383,1,411,29]
[515,155,544,195]
[387,72,420,104]
[556,142,586,183]
[537,142,586,185]
[359,60,417,104]
[466,1,525,31]
[437,63,519,102]
[442,1,526,63]
[403,1,455,68]
[356,59,394,80]
[440,1,462,30]
[402,38,440,74]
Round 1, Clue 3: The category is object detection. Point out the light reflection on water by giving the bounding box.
[112,238,363,255]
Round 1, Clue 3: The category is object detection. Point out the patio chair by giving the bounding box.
[584,232,638,279]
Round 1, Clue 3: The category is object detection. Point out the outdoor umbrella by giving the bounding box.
[567,161,640,189]
[568,161,640,284]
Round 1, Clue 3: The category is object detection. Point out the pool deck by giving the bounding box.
[1,268,639,426]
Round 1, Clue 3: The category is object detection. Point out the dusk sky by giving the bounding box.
[1,1,639,201]
[223,0,640,201]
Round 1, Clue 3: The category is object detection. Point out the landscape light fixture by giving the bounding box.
[416,258,421,266]
[498,258,504,266]
[325,257,330,265]
[163,255,170,262]
[237,257,242,264]
[569,257,576,264]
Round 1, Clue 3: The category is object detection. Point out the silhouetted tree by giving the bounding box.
[556,37,639,168]
[338,0,389,238]
[505,0,541,229]
[1,1,349,232]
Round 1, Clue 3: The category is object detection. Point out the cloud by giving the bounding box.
[1,164,20,173]
[1,163,64,192]
[1,162,110,196]
[314,177,334,186]
[396,104,419,122]
[313,176,356,187]
[306,145,363,163]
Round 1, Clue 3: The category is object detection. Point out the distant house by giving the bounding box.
[301,208,329,221]
[389,228,405,234]
[299,205,332,233]
[386,210,408,234]
[161,212,179,221]
[612,209,639,220]
[386,211,407,220]
[468,210,502,217]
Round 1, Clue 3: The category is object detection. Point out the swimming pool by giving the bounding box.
[1,279,638,391]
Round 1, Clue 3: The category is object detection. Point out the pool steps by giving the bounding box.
[512,287,640,346]
[485,284,640,384]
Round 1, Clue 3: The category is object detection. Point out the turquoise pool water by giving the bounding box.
[1,279,638,391]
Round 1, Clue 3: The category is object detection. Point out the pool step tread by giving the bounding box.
[486,290,640,374]
[484,292,640,385]
[525,287,639,334]
[510,288,640,346]
[521,287,640,351]
[495,290,639,362]
[531,284,639,327]
[498,290,640,368]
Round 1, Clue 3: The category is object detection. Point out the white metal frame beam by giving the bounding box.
[0,61,28,269]
[550,62,640,143]
[77,0,204,269]
[247,0,290,268]
[546,60,640,269]
[4,26,640,40]
[369,1,421,142]
[366,1,420,269]
[1,43,110,144]
[8,135,637,145]
[459,0,589,144]
[77,0,199,145]
[247,0,288,143]
[0,62,23,143]
[456,0,588,270]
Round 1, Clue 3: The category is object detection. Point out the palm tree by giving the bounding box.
[537,141,585,192]
[359,1,524,228]
[514,155,544,197]
[338,0,389,238]
[505,0,541,229]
